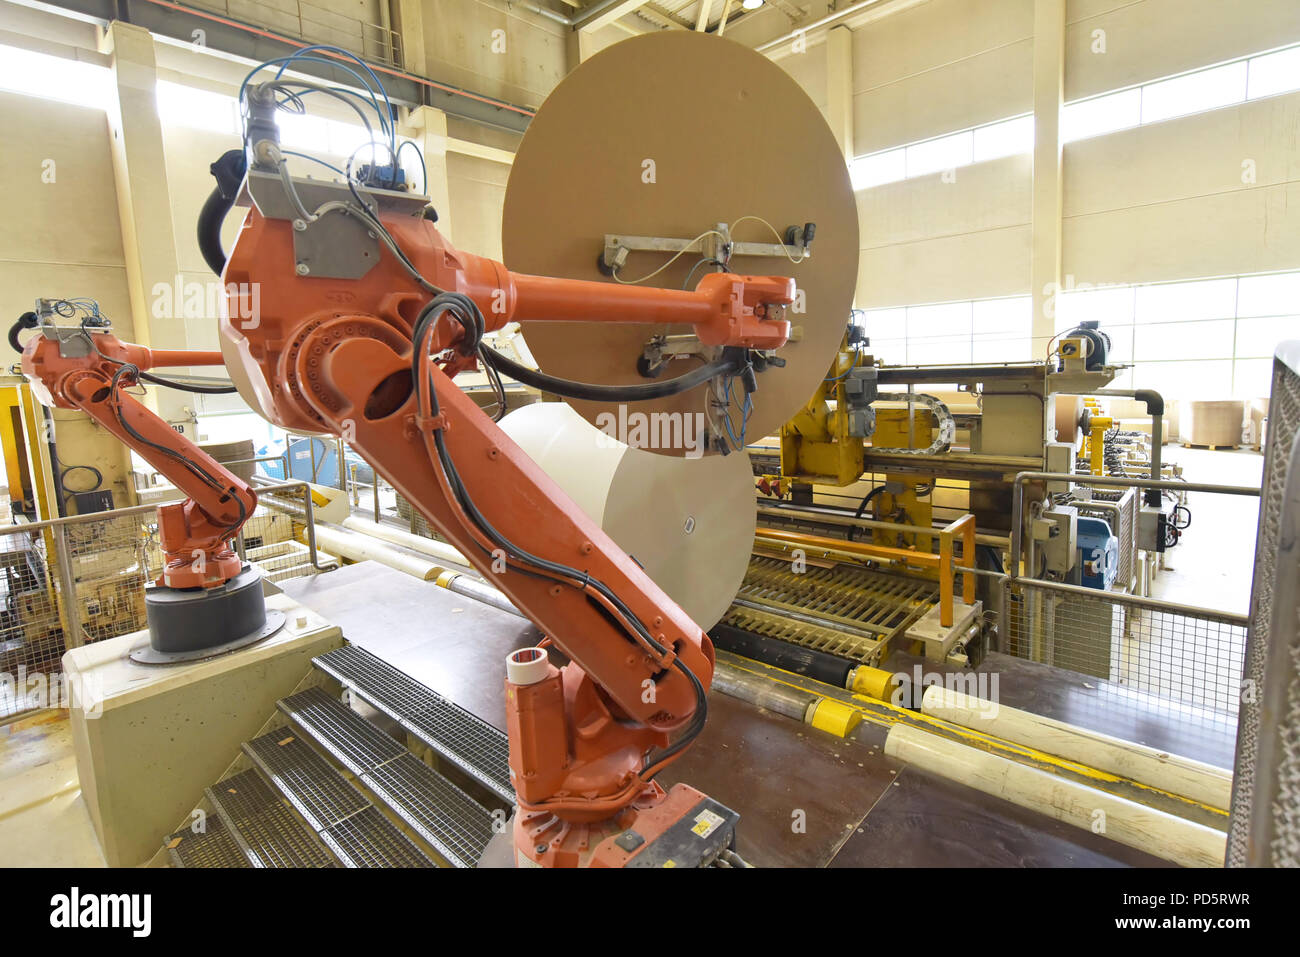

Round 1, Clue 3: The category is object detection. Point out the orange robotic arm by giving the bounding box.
[216,143,793,864]
[16,311,256,590]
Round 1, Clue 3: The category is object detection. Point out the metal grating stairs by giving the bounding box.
[165,642,511,868]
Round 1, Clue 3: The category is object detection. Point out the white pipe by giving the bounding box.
[885,723,1226,868]
[921,686,1233,810]
[341,516,470,568]
[313,526,442,581]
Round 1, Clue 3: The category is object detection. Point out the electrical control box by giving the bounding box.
[1044,442,1075,492]
[1033,505,1078,574]
[1139,500,1180,552]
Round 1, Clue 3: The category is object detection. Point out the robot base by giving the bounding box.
[504,782,741,868]
[130,565,284,665]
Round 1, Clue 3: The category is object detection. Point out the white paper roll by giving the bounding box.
[498,403,755,629]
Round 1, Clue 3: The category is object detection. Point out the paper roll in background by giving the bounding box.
[498,403,756,630]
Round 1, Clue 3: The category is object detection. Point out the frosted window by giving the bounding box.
[1055,285,1135,331]
[870,338,908,365]
[1133,319,1235,361]
[156,81,239,135]
[907,337,972,366]
[973,296,1031,333]
[907,301,971,339]
[1131,360,1232,399]
[1140,61,1247,124]
[1247,46,1300,100]
[851,149,906,190]
[972,115,1033,162]
[277,111,332,154]
[973,335,1031,363]
[1062,89,1141,142]
[1134,278,1237,324]
[327,120,375,159]
[1232,358,1275,399]
[0,45,114,111]
[905,131,973,178]
[1235,315,1300,357]
[861,308,907,340]
[1237,272,1300,317]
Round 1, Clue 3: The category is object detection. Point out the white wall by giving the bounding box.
[831,0,1300,401]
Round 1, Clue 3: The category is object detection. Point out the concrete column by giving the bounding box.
[566,27,597,71]
[1029,0,1065,350]
[391,0,427,76]
[98,21,195,438]
[826,25,855,164]
[400,106,454,243]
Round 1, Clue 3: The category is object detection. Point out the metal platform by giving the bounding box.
[722,556,936,664]
[320,806,436,868]
[313,644,515,802]
[279,685,495,868]
[279,686,406,773]
[164,815,249,868]
[243,730,434,868]
[361,754,496,868]
[205,769,336,868]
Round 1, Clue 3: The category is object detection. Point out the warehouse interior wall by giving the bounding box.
[2,0,1298,492]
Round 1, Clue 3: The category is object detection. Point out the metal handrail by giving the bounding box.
[1010,471,1260,582]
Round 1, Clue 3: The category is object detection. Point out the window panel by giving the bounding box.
[907,337,971,366]
[973,296,1031,333]
[905,131,973,178]
[1247,46,1300,100]
[1055,285,1135,331]
[972,115,1033,162]
[973,335,1031,363]
[1062,88,1141,142]
[156,81,238,135]
[861,307,907,342]
[1232,358,1275,399]
[870,338,908,365]
[851,149,906,190]
[1140,61,1248,124]
[0,45,114,110]
[277,111,332,153]
[1133,319,1235,361]
[1237,272,1300,317]
[1235,315,1300,357]
[1130,360,1232,399]
[1094,324,1134,364]
[1134,278,1237,324]
[907,301,971,339]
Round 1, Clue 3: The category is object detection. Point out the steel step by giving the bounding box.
[312,644,514,802]
[205,769,336,868]
[279,686,497,868]
[163,815,250,868]
[243,730,434,868]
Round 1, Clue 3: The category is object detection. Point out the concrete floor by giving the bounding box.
[1148,446,1264,615]
[0,710,103,867]
[0,445,1265,868]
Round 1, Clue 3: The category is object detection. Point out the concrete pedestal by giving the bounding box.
[62,592,344,867]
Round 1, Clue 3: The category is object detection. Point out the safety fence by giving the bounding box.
[0,481,330,723]
[1000,470,1259,742]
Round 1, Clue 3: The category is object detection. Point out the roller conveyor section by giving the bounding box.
[278,685,496,869]
[243,730,434,868]
[164,815,250,868]
[205,769,336,868]
[722,556,936,665]
[311,644,515,803]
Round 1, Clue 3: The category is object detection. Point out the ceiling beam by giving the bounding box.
[578,0,654,32]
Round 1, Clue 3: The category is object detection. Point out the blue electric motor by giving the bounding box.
[1076,516,1119,590]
